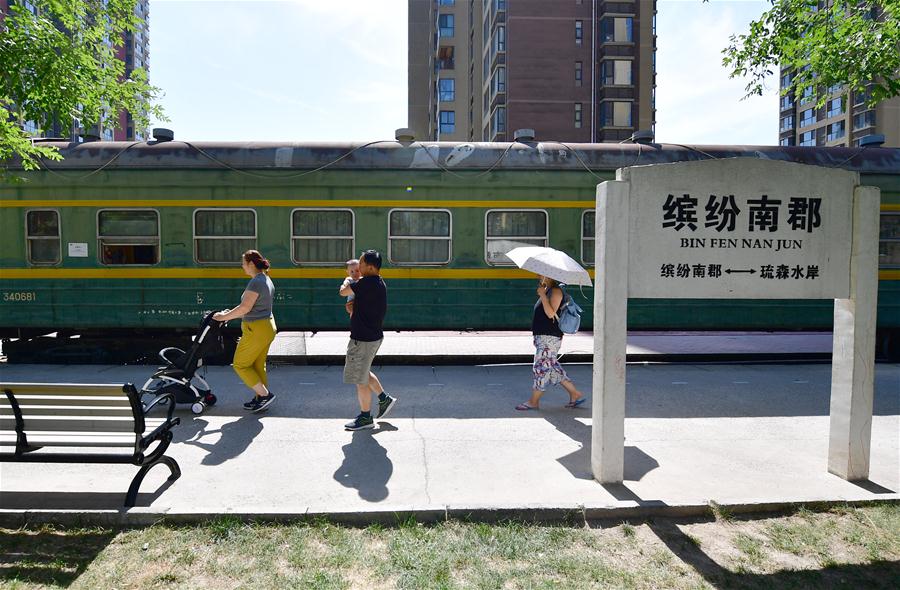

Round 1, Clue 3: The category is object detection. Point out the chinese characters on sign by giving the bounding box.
[663,194,822,233]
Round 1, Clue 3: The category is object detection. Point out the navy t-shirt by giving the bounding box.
[350,275,387,341]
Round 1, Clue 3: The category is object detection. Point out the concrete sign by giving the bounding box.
[592,158,880,486]
[621,159,855,299]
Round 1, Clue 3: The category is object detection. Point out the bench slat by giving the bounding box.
[0,395,132,407]
[0,383,131,397]
[0,432,136,447]
[1,405,134,418]
[0,416,165,433]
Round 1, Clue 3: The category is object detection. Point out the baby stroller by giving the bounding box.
[140,311,224,415]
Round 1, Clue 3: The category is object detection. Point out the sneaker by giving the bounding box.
[345,413,374,431]
[247,393,276,413]
[376,395,397,419]
[242,396,258,410]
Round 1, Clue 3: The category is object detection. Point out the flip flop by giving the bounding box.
[515,403,538,411]
[565,398,587,409]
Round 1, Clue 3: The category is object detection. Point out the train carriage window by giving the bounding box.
[97,209,159,265]
[388,209,452,265]
[485,209,548,265]
[26,209,61,265]
[880,212,900,268]
[581,210,595,266]
[194,209,257,264]
[292,209,354,265]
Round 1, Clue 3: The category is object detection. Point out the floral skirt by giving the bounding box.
[532,335,569,392]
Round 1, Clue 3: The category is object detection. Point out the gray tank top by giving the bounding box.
[243,273,274,321]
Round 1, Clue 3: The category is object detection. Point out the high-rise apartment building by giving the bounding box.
[777,3,899,148]
[409,0,657,143]
[778,74,900,148]
[0,0,151,141]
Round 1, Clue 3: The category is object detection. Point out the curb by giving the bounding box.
[2,497,896,528]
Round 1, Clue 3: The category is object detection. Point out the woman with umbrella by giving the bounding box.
[506,247,588,411]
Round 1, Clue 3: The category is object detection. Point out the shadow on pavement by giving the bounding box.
[544,413,660,483]
[0,527,116,587]
[645,517,900,589]
[333,424,397,502]
[176,415,264,466]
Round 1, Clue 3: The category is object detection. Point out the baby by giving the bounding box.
[343,259,361,316]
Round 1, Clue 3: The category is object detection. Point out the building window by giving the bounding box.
[389,209,451,265]
[98,209,159,265]
[779,137,795,146]
[780,95,793,110]
[485,210,548,265]
[780,116,794,132]
[827,83,843,95]
[574,103,583,128]
[291,209,354,265]
[491,106,506,135]
[437,46,455,70]
[495,25,506,52]
[26,210,61,265]
[799,108,815,127]
[575,61,583,87]
[780,71,792,89]
[439,110,456,134]
[600,17,633,43]
[601,60,632,85]
[827,121,845,142]
[575,20,583,45]
[194,209,257,264]
[798,86,814,105]
[879,213,900,268]
[439,0,455,5]
[600,101,632,127]
[826,97,843,118]
[494,66,506,93]
[582,210,595,266]
[853,111,875,130]
[799,131,815,146]
[439,78,455,102]
[438,14,455,38]
[853,87,871,106]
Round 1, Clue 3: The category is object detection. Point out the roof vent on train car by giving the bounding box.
[859,134,885,148]
[395,128,415,142]
[514,129,535,142]
[152,128,175,142]
[631,129,655,144]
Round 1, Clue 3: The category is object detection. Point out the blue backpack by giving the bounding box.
[556,288,583,334]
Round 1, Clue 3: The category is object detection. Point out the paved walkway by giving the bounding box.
[269,331,834,363]
[1,361,896,524]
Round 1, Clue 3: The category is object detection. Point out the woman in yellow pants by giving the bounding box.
[213,250,277,413]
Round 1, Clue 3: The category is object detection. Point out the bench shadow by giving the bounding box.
[0,526,116,587]
[645,517,900,589]
[175,414,264,466]
[333,423,397,502]
[0,475,178,510]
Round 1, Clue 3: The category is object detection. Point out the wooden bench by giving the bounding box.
[0,382,181,507]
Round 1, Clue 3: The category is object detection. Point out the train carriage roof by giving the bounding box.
[7,140,900,174]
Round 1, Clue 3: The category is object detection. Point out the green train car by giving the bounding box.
[1,141,899,356]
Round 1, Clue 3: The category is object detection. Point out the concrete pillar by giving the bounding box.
[828,186,881,480]
[592,180,630,483]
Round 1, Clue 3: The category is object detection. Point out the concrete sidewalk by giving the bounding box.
[1,361,896,525]
[269,331,835,364]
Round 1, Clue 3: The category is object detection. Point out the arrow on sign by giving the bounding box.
[725,268,756,274]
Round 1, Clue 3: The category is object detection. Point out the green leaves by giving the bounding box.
[0,0,167,173]
[721,0,900,108]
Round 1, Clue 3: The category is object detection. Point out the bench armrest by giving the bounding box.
[140,388,179,450]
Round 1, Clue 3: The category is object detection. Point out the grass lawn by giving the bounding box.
[1,503,898,589]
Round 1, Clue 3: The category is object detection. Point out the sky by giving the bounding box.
[148,0,778,145]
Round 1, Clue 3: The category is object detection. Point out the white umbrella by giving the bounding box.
[506,246,593,287]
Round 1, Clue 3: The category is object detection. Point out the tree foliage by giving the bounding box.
[0,0,165,171]
[720,0,900,107]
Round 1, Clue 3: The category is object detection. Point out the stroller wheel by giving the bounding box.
[190,402,205,415]
[204,393,217,406]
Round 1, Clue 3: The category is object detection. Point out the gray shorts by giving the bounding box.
[343,338,383,384]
